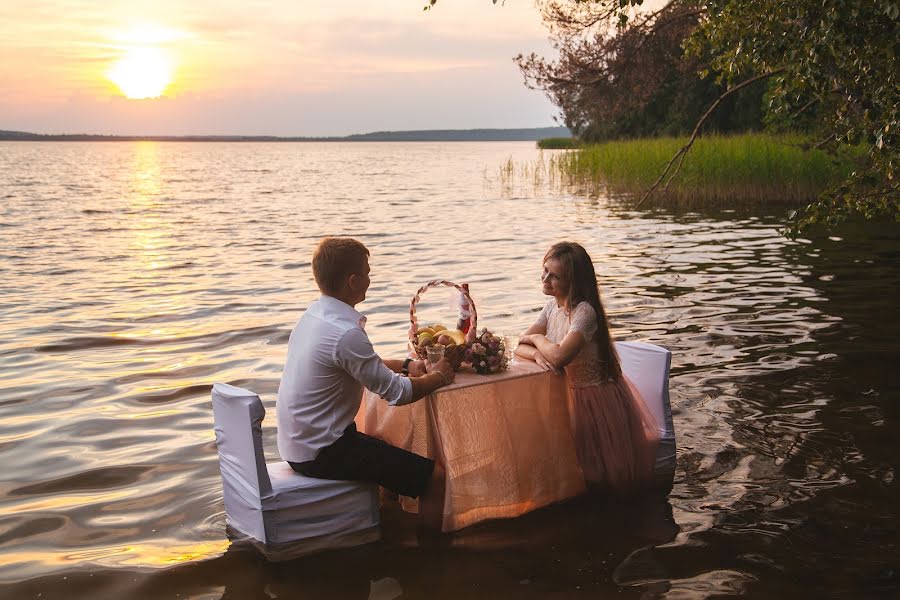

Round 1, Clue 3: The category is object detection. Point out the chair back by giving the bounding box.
[211,383,273,502]
[615,341,676,486]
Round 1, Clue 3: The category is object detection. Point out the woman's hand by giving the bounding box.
[533,350,559,375]
[520,333,543,346]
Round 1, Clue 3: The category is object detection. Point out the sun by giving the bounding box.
[107,46,174,100]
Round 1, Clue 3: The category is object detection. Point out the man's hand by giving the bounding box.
[408,359,428,378]
[426,358,455,386]
[408,357,456,401]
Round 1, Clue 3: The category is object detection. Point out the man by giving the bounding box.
[276,237,454,529]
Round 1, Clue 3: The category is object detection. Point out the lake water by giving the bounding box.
[1,141,897,599]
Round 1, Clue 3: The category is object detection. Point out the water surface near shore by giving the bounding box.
[0,141,897,598]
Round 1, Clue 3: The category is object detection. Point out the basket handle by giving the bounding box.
[408,280,478,344]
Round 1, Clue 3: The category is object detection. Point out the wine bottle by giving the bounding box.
[456,283,471,334]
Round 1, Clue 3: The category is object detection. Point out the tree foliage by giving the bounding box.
[439,0,899,233]
[686,0,898,231]
[515,1,764,140]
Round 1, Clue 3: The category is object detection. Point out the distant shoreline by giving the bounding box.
[0,127,570,143]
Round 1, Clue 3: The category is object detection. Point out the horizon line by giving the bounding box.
[1,125,570,140]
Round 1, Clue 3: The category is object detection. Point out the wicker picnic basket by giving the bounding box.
[407,280,478,364]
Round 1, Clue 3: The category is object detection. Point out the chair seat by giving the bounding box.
[259,462,380,545]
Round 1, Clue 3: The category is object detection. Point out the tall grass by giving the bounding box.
[493,152,559,197]
[547,133,860,206]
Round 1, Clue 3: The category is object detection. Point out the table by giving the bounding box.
[356,360,587,532]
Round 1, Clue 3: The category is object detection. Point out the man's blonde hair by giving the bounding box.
[312,237,370,294]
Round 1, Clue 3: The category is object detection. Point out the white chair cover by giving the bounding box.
[211,383,380,552]
[615,341,676,490]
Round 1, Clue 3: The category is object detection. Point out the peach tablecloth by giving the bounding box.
[357,361,586,532]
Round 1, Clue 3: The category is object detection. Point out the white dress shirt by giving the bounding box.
[276,294,413,463]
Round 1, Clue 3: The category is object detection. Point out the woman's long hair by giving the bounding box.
[544,242,622,381]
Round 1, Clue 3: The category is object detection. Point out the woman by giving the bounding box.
[516,242,659,493]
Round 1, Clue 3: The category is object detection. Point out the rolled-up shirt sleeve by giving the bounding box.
[335,327,413,406]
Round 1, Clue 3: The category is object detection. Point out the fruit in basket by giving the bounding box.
[437,328,466,345]
[417,326,435,337]
[436,334,453,346]
[430,324,447,333]
[418,336,434,349]
[417,331,434,345]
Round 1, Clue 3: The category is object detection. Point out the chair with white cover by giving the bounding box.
[615,341,677,491]
[211,383,380,555]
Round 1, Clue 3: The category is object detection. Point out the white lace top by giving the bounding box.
[534,299,608,389]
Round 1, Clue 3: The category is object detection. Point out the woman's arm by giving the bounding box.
[520,330,586,369]
[515,323,546,351]
[515,322,544,358]
[515,325,560,373]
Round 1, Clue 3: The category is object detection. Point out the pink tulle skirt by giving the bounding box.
[569,377,660,493]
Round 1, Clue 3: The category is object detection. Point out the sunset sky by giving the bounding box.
[0,0,560,136]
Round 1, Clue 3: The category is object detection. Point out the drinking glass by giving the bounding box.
[426,344,445,366]
[503,333,521,365]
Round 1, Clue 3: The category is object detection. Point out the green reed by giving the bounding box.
[537,137,580,150]
[547,133,861,206]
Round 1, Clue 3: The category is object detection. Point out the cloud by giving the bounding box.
[0,0,559,135]
[298,16,551,70]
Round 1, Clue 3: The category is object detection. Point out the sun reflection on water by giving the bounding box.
[127,143,176,274]
[0,540,229,570]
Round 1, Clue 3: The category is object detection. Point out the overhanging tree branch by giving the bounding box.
[637,67,787,207]
[812,133,837,150]
[790,97,820,118]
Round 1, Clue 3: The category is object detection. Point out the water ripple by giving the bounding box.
[0,141,897,598]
